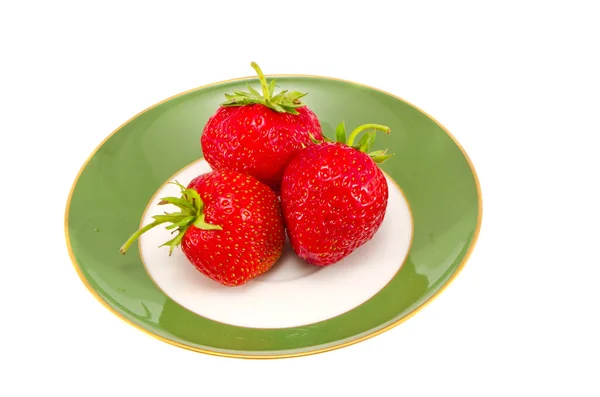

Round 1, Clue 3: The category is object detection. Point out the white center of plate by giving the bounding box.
[140,159,413,329]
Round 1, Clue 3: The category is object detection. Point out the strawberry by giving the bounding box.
[200,62,323,192]
[120,169,286,286]
[280,122,394,266]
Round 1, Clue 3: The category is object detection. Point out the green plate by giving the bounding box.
[65,74,482,359]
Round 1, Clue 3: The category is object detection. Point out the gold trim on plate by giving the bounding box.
[64,74,483,359]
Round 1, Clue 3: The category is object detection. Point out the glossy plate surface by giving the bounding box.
[65,75,482,358]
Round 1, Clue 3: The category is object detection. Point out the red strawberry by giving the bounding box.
[280,122,394,266]
[201,62,323,192]
[120,169,286,286]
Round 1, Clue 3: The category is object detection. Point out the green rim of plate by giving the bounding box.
[65,74,482,359]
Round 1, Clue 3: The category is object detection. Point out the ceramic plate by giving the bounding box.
[65,74,482,359]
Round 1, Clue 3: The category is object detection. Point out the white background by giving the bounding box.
[1,1,599,396]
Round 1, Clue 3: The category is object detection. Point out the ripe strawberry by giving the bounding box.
[280,122,394,266]
[200,62,323,192]
[120,169,286,286]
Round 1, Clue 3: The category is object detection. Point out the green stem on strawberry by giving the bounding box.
[119,219,168,254]
[119,181,222,256]
[250,62,270,101]
[221,62,308,115]
[347,124,391,147]
[119,221,166,254]
[317,122,395,164]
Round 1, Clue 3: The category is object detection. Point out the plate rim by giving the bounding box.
[64,73,483,360]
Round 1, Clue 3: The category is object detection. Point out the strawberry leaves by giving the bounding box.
[221,62,308,115]
[309,121,395,164]
[367,149,395,163]
[119,181,222,257]
[335,121,347,144]
[222,86,265,107]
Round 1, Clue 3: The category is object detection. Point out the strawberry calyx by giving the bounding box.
[119,181,222,256]
[221,62,308,115]
[310,122,395,164]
